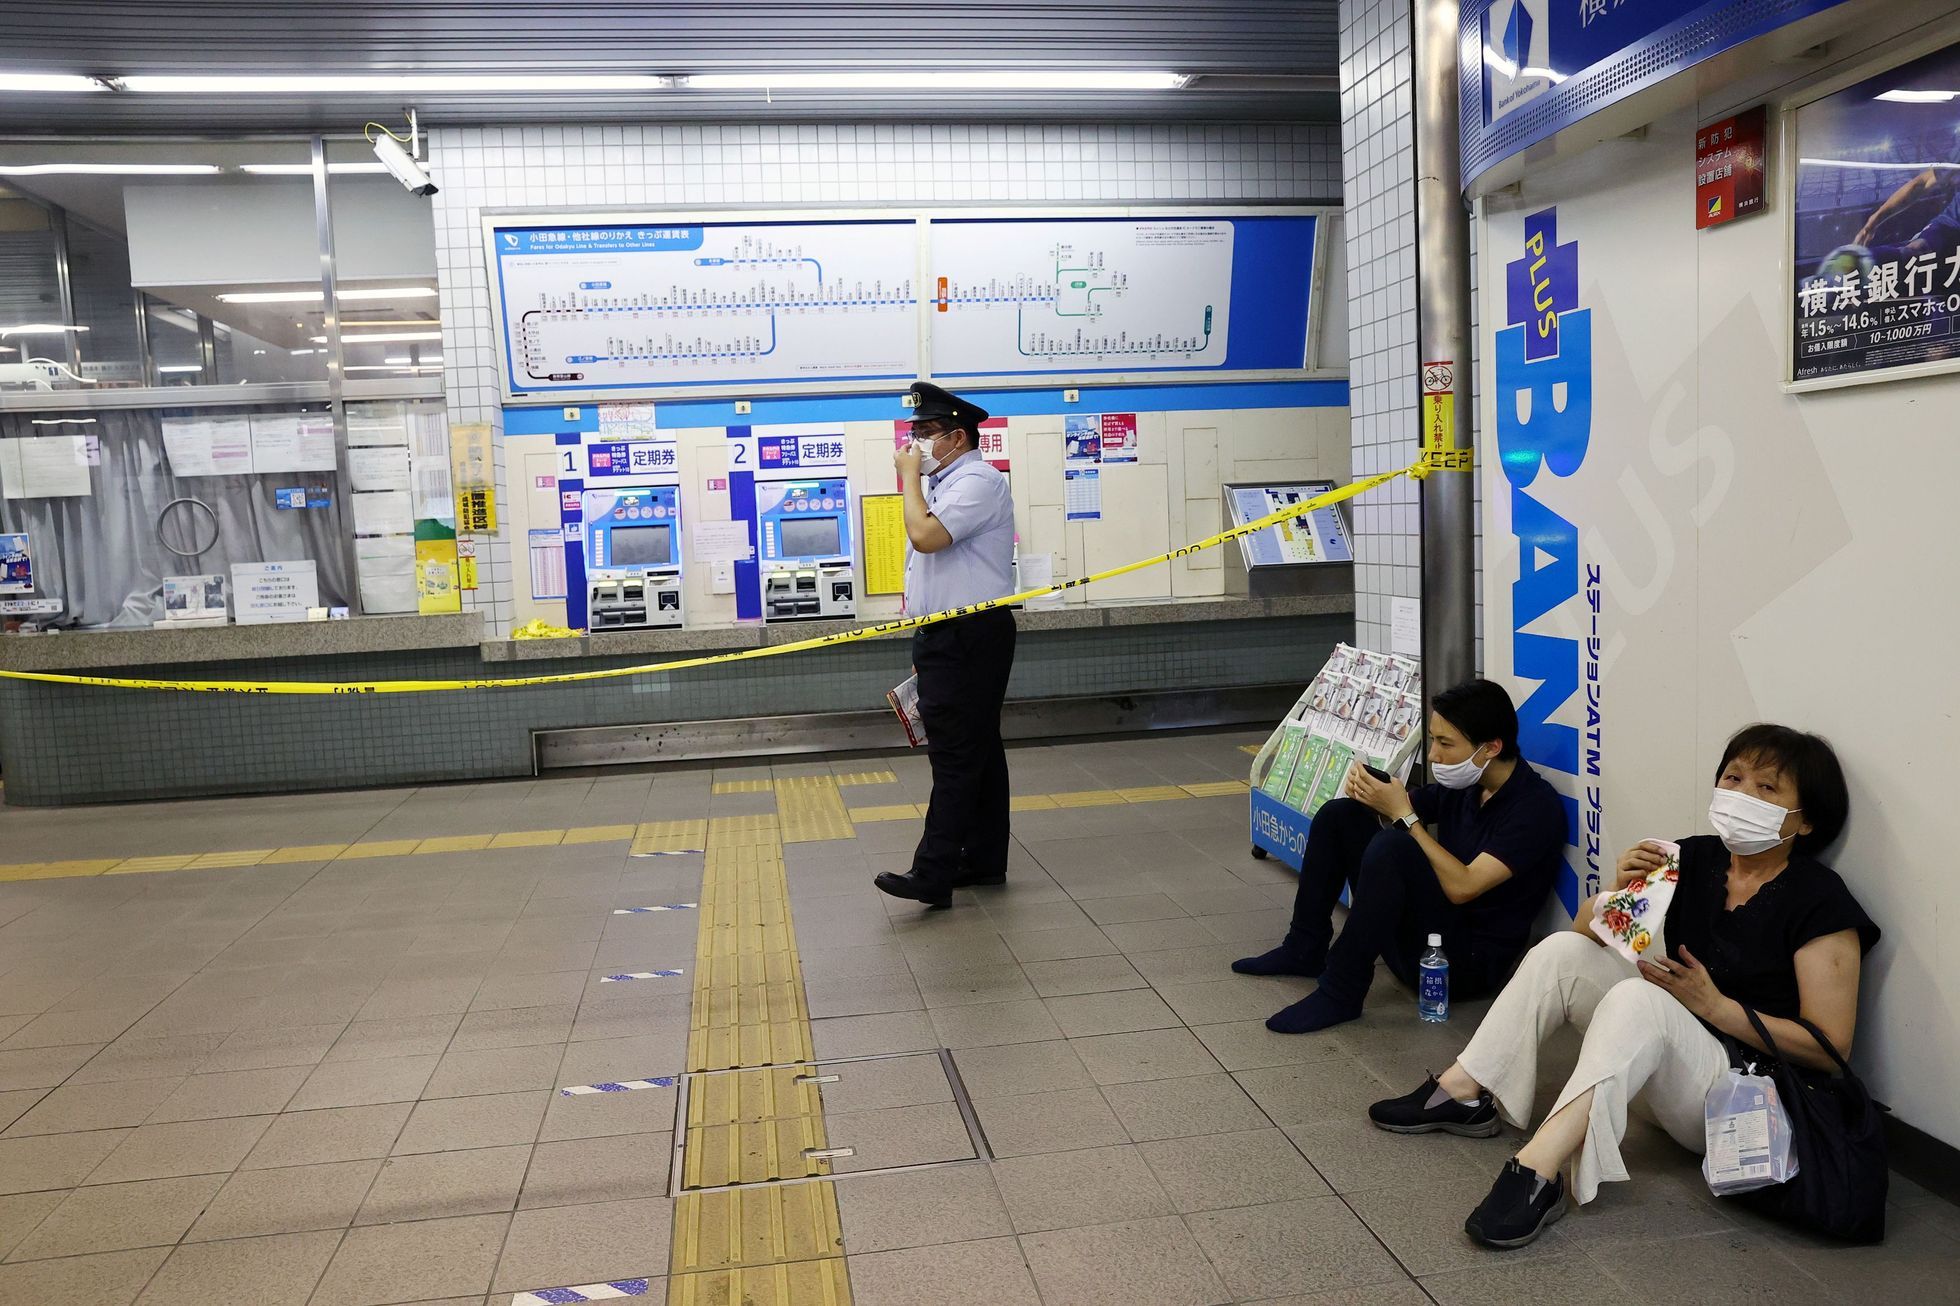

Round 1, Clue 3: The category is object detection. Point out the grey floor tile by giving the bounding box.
[974,1086,1130,1158]
[6,1173,226,1261]
[491,1196,673,1293]
[393,1090,549,1155]
[0,1089,43,1133]
[1020,955,1148,998]
[145,1066,310,1123]
[0,1191,64,1260]
[518,1131,671,1207]
[1000,926,1119,963]
[196,1024,343,1073]
[1185,1196,1407,1300]
[826,1102,975,1173]
[1773,1202,1960,1300]
[846,1235,1041,1306]
[86,1115,274,1184]
[834,1164,1014,1254]
[0,1128,133,1195]
[1552,1169,1740,1248]
[0,1043,106,1091]
[1137,1128,1331,1212]
[311,1211,510,1306]
[1127,944,1257,988]
[554,1035,683,1088]
[0,1005,150,1050]
[447,1004,577,1052]
[324,1014,463,1064]
[241,1103,414,1169]
[188,1158,379,1241]
[993,1143,1174,1232]
[290,1054,441,1110]
[1345,1173,1577,1276]
[1102,1072,1274,1143]
[134,1229,343,1306]
[1189,1020,1353,1073]
[1021,1214,1230,1306]
[467,969,584,1012]
[1233,1059,1394,1128]
[914,964,1039,1009]
[0,1245,169,1305]
[1284,1119,1493,1194]
[1,1076,185,1137]
[1243,1281,1433,1306]
[1597,1227,1841,1303]
[818,1053,952,1115]
[356,1144,531,1224]
[1105,917,1240,953]
[1418,1252,1632,1306]
[69,1035,228,1085]
[805,973,925,1018]
[1070,1027,1225,1085]
[1045,989,1182,1038]
[422,1043,565,1100]
[1155,978,1307,1026]
[1080,893,1189,925]
[950,1040,1093,1099]
[929,999,1065,1049]
[810,1011,938,1060]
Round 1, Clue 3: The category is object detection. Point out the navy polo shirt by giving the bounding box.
[1409,760,1568,961]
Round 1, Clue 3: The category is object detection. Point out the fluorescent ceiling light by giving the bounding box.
[217,287,436,304]
[0,323,89,336]
[238,162,390,175]
[31,416,96,425]
[344,364,443,372]
[289,348,318,356]
[337,331,442,343]
[385,355,443,365]
[157,364,204,373]
[1800,158,1960,171]
[117,73,674,93]
[0,73,106,93]
[1876,89,1957,103]
[682,71,1188,91]
[0,162,221,176]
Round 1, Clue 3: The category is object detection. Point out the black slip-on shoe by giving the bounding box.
[873,871,953,909]
[1464,1158,1566,1249]
[1368,1075,1502,1137]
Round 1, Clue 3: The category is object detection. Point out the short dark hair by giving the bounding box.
[1430,678,1520,760]
[1715,723,1849,854]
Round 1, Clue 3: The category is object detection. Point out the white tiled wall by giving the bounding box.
[1339,0,1420,658]
[427,122,1343,636]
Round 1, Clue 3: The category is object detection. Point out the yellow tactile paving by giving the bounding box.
[1118,785,1189,803]
[563,823,638,845]
[1050,789,1127,808]
[635,819,711,854]
[832,770,898,786]
[683,1115,833,1189]
[1183,779,1252,797]
[668,1257,851,1306]
[105,854,199,875]
[671,1184,847,1275]
[1008,794,1059,811]
[184,849,274,869]
[712,779,776,794]
[413,834,494,854]
[487,829,565,849]
[337,839,423,860]
[261,843,348,864]
[774,777,854,844]
[847,803,924,823]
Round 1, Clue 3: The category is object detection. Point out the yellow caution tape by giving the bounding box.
[511,617,581,639]
[0,460,1422,695]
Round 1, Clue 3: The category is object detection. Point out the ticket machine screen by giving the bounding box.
[777,516,841,559]
[609,523,674,567]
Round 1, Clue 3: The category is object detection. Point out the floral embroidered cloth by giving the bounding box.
[1589,840,1680,963]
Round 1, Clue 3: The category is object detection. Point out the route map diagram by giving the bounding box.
[928,219,1236,375]
[494,223,919,393]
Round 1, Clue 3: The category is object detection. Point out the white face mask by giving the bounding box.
[912,439,943,476]
[1431,745,1492,790]
[1708,787,1800,855]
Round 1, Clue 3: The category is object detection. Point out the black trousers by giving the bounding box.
[1285,797,1510,1008]
[909,609,1017,886]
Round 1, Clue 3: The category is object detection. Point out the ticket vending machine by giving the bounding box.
[756,477,857,622]
[582,484,685,629]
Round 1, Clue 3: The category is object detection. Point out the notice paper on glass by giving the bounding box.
[250,412,336,473]
[1064,467,1102,521]
[355,538,417,614]
[529,528,567,600]
[1018,551,1061,607]
[0,437,92,499]
[1,533,31,592]
[352,490,414,536]
[349,445,412,493]
[232,560,318,625]
[161,415,254,477]
[692,519,754,563]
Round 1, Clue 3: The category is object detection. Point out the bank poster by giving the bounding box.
[1792,39,1960,383]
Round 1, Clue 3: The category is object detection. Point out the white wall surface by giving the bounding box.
[426,121,1343,635]
[1477,70,1959,1144]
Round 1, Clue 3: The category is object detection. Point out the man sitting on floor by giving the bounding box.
[1233,678,1568,1033]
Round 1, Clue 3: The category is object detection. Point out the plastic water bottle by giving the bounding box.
[1418,934,1449,1023]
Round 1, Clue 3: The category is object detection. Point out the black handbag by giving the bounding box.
[1724,1006,1888,1243]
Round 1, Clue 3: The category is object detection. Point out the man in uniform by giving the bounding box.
[874,382,1018,910]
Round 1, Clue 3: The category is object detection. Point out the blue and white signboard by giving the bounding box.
[584,439,678,482]
[1463,0,1853,186]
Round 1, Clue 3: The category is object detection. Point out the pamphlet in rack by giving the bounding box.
[1249,643,1424,869]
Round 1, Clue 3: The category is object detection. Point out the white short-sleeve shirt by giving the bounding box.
[903,450,1015,614]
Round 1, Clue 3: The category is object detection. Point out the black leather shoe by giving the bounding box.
[874,871,953,909]
[1464,1158,1566,1249]
[1367,1075,1502,1137]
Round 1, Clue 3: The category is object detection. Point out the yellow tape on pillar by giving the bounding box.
[0,460,1425,695]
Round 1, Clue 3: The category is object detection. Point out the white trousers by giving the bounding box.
[1456,932,1731,1204]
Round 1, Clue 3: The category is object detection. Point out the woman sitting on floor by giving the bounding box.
[1364,724,1880,1248]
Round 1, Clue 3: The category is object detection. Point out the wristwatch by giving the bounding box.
[1392,811,1422,832]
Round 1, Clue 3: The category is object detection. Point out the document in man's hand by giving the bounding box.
[887,675,928,747]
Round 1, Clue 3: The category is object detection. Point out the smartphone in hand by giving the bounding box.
[1361,764,1393,783]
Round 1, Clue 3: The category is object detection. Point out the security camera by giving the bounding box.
[372,133,438,196]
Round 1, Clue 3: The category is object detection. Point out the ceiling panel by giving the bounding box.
[0,1,1340,131]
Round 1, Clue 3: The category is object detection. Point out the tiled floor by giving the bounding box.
[0,729,1953,1305]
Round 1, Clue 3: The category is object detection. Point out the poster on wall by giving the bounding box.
[1695,106,1766,230]
[0,533,30,593]
[1792,39,1960,384]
